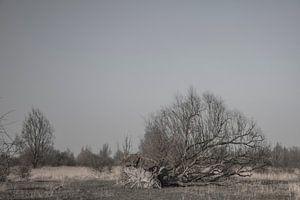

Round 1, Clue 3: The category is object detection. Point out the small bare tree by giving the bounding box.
[140,87,270,186]
[21,108,54,168]
[99,143,113,170]
[122,135,132,159]
[0,110,19,181]
[114,135,132,165]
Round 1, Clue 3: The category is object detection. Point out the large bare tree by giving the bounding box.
[21,108,54,168]
[140,87,270,186]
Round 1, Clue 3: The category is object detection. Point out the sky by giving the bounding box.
[0,0,299,154]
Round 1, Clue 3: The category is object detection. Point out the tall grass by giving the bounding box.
[249,168,300,181]
[30,166,120,181]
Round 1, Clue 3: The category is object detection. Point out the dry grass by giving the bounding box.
[247,168,300,199]
[29,166,121,181]
[0,183,7,193]
[249,168,300,181]
[289,183,300,200]
[1,166,300,200]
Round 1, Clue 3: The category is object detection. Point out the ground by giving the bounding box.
[0,167,299,200]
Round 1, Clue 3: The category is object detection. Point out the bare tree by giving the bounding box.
[77,146,99,168]
[99,143,113,170]
[0,111,14,155]
[113,143,124,165]
[122,135,132,159]
[0,110,20,181]
[99,143,111,159]
[21,108,54,168]
[140,87,270,186]
[114,135,132,165]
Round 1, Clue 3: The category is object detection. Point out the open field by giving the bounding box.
[0,167,300,200]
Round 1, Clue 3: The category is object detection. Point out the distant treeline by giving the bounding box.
[271,143,300,168]
[7,142,300,170]
[11,143,128,171]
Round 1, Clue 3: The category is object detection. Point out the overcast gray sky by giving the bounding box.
[0,0,299,154]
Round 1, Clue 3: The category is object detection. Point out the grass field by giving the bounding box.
[0,166,300,200]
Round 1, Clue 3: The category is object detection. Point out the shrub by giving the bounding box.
[0,165,9,182]
[0,154,10,182]
[16,165,31,179]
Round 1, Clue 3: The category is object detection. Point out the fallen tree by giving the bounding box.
[118,154,163,188]
[136,88,270,187]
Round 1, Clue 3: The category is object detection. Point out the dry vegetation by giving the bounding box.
[28,166,120,181]
[1,90,300,199]
[0,166,300,200]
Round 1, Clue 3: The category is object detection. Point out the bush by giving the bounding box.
[77,145,114,172]
[0,154,10,182]
[77,147,100,169]
[43,148,76,166]
[16,165,31,179]
[0,165,9,182]
[98,144,114,171]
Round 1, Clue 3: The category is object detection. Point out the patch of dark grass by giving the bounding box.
[0,179,296,200]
